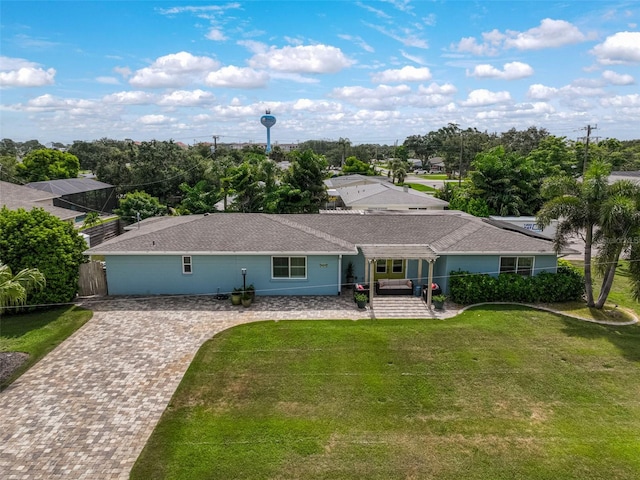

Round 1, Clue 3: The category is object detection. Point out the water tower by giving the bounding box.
[260,110,276,153]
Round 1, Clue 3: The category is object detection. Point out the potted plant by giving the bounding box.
[346,261,355,287]
[432,294,446,310]
[231,287,242,306]
[241,292,252,308]
[354,292,368,309]
[246,283,256,301]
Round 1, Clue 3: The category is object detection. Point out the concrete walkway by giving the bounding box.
[0,294,455,479]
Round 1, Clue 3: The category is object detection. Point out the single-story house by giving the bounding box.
[85,211,573,303]
[26,178,117,214]
[324,174,448,211]
[0,180,80,222]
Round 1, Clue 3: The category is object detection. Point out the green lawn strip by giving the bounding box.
[131,306,640,480]
[404,183,436,193]
[0,306,92,389]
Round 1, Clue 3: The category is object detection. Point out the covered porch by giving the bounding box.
[359,244,440,310]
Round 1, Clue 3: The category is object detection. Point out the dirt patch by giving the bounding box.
[0,352,30,385]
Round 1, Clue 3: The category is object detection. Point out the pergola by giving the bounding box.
[359,244,440,309]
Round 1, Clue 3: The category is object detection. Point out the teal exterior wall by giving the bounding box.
[435,254,558,293]
[105,254,341,296]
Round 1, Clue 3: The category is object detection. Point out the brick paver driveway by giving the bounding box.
[0,295,368,479]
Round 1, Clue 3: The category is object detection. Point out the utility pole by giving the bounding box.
[581,124,597,175]
[212,135,219,158]
[458,132,464,187]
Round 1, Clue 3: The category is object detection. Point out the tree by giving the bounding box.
[281,149,328,213]
[16,148,80,182]
[0,263,46,313]
[499,126,550,156]
[342,156,372,175]
[114,191,166,224]
[178,180,220,214]
[0,207,86,306]
[536,161,612,308]
[467,146,540,216]
[592,180,640,307]
[526,136,576,177]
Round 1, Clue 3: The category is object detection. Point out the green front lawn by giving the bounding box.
[0,306,92,389]
[132,306,640,479]
[404,183,437,193]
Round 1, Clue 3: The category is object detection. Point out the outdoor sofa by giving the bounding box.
[375,278,413,295]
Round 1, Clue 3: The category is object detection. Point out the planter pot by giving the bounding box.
[356,300,367,309]
[241,297,252,308]
[433,300,445,310]
[231,293,242,306]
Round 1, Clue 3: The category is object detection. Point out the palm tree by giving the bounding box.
[593,180,640,307]
[0,263,46,313]
[537,160,640,309]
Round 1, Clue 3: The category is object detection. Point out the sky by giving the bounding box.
[1,1,639,147]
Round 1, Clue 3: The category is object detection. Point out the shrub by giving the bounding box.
[0,207,87,308]
[449,266,584,305]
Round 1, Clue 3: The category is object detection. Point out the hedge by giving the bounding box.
[449,260,584,304]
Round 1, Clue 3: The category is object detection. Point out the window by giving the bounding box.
[272,256,306,278]
[392,259,404,273]
[182,256,192,274]
[500,256,534,276]
[376,260,387,274]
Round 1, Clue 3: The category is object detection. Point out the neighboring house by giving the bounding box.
[0,180,80,222]
[26,178,117,214]
[85,211,572,300]
[429,157,446,172]
[324,174,448,211]
[609,171,640,184]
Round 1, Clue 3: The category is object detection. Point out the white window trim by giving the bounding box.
[182,255,193,275]
[499,256,535,276]
[271,256,307,279]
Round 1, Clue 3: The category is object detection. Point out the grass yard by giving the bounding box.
[0,306,92,390]
[404,183,437,193]
[131,306,640,480]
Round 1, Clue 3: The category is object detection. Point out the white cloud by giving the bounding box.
[205,66,269,88]
[371,65,431,83]
[418,82,457,95]
[129,51,220,88]
[103,91,156,105]
[96,76,120,85]
[363,22,428,49]
[158,89,216,106]
[0,66,56,87]
[454,18,586,55]
[330,84,411,109]
[468,61,534,80]
[0,56,56,87]
[206,28,227,41]
[292,98,343,113]
[504,19,586,50]
[600,93,640,107]
[114,66,132,78]
[527,84,559,100]
[23,94,97,112]
[338,34,375,53]
[248,44,354,74]
[459,89,512,106]
[590,32,640,65]
[602,70,635,85]
[138,114,173,125]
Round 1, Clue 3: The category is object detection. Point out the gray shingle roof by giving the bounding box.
[0,181,79,221]
[86,211,564,256]
[337,183,448,208]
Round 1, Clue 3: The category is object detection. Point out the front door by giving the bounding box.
[374,259,405,281]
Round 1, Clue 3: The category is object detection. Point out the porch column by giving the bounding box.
[426,260,434,309]
[368,258,375,310]
[417,258,423,285]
